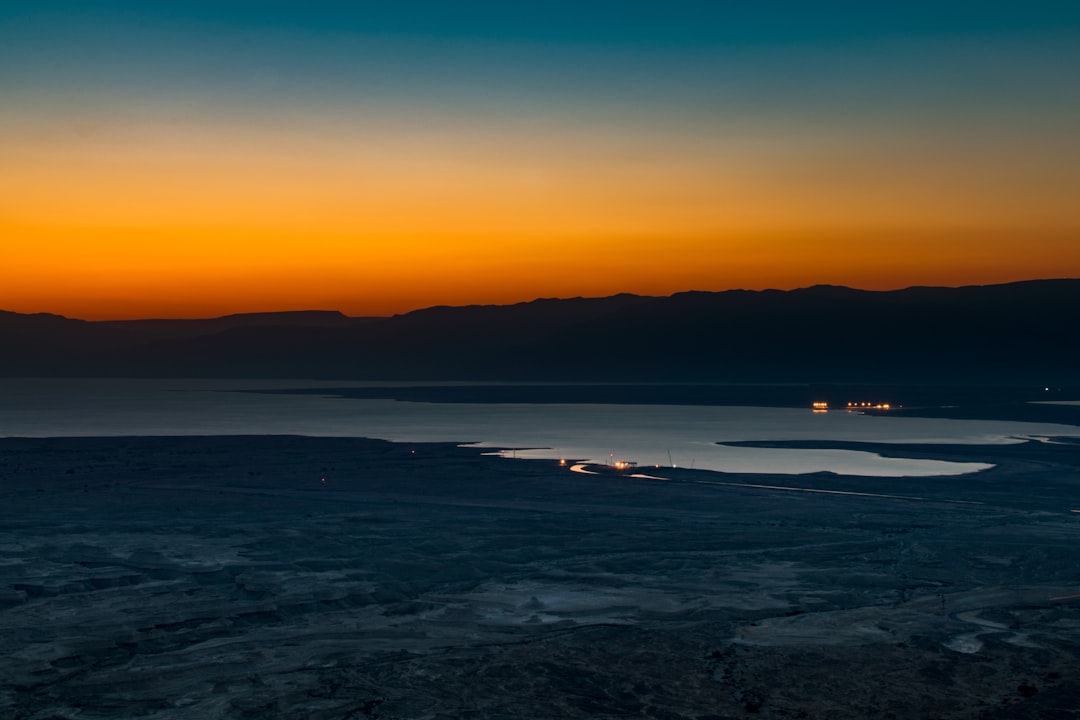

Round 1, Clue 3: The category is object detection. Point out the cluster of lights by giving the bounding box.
[559,457,637,471]
[814,400,900,412]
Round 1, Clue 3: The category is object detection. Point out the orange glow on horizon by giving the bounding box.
[2,113,1078,320]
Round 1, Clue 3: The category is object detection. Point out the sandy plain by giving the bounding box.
[1,434,1078,719]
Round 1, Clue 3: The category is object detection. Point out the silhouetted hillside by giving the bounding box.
[97,310,365,343]
[2,280,1077,381]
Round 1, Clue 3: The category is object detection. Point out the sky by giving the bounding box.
[2,1,1079,319]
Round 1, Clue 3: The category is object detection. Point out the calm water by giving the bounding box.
[3,378,1080,477]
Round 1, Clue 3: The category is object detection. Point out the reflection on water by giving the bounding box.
[490,444,991,478]
[2,379,1079,477]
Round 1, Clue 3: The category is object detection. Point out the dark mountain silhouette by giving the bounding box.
[2,280,1077,382]
[97,310,364,342]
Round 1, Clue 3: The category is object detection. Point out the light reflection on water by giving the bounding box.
[2,379,1078,477]
[487,445,991,478]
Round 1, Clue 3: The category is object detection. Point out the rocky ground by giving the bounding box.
[1,435,1078,719]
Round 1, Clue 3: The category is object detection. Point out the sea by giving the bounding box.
[2,378,1079,478]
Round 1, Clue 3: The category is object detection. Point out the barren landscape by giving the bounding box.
[7,1,1080,717]
[2,434,1078,719]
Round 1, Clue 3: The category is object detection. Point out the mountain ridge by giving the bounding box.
[2,279,1077,382]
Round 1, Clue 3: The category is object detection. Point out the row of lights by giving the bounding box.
[847,401,892,410]
[812,401,896,412]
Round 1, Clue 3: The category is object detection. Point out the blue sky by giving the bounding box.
[3,1,1079,317]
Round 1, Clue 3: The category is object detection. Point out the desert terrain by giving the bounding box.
[1,434,1078,719]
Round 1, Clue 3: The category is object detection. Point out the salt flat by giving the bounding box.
[1,435,1078,719]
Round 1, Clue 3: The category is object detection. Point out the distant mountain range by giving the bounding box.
[3,280,1078,382]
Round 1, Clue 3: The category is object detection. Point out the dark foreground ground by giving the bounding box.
[1,435,1078,719]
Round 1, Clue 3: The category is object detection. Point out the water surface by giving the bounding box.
[4,379,1079,477]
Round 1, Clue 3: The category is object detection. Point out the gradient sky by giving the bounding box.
[3,1,1079,319]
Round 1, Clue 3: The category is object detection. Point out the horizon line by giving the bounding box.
[5,277,1078,323]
